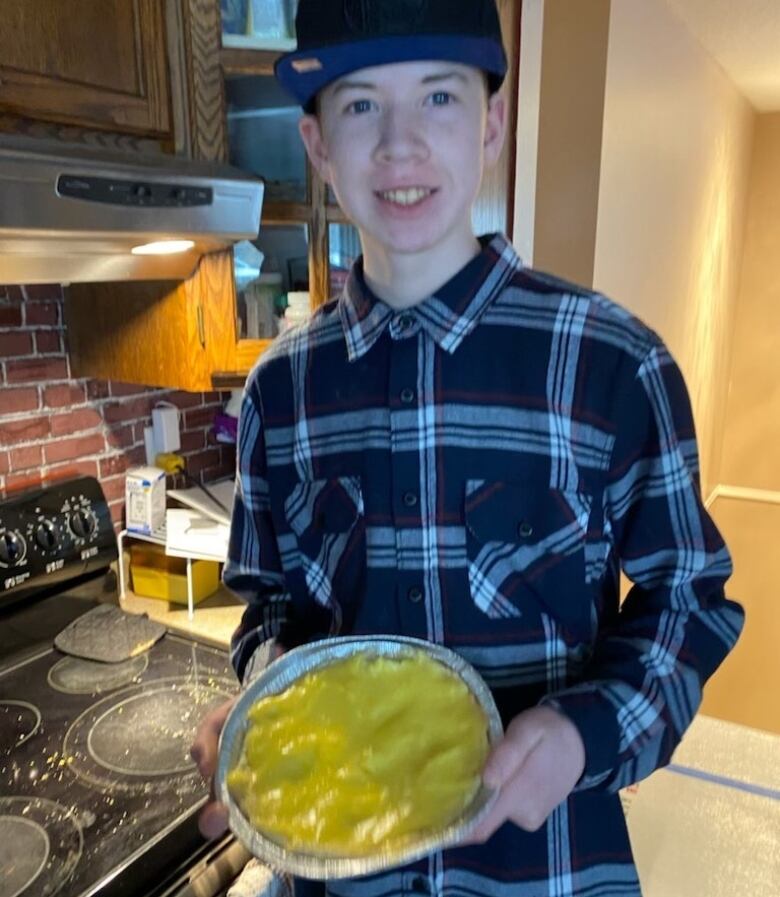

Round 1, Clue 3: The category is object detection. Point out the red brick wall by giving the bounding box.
[0,284,236,528]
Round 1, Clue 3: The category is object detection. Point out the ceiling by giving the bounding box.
[665,0,780,111]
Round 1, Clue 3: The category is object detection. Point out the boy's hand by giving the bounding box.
[191,643,287,839]
[191,696,237,839]
[464,706,586,843]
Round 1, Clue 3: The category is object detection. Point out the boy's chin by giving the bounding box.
[362,218,473,258]
[371,231,448,257]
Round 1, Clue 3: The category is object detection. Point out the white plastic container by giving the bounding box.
[280,290,310,331]
[125,467,166,535]
[245,273,282,338]
[247,0,293,38]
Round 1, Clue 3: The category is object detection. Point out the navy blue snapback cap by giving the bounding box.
[275,0,508,112]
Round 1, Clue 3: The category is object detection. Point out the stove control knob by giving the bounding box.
[69,509,96,539]
[35,520,59,551]
[0,530,24,566]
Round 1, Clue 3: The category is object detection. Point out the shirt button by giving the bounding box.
[407,587,424,604]
[517,520,534,538]
[403,492,418,508]
[398,313,415,331]
[400,387,415,404]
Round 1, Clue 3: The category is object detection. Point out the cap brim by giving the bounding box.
[275,34,507,111]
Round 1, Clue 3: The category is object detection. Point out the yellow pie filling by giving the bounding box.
[227,652,489,856]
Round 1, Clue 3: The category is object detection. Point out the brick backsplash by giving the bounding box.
[0,284,236,528]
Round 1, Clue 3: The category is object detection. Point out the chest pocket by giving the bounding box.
[465,479,592,634]
[284,476,365,633]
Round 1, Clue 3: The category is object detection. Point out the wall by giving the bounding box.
[512,0,542,264]
[513,0,754,496]
[718,113,780,491]
[0,283,235,527]
[592,0,755,497]
[527,0,612,286]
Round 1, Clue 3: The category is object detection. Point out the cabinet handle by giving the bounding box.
[197,305,206,348]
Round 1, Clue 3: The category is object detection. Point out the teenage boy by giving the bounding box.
[192,1,743,895]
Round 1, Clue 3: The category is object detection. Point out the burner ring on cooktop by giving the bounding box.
[47,653,149,695]
[63,676,235,793]
[0,797,83,897]
[0,701,42,755]
[0,817,49,897]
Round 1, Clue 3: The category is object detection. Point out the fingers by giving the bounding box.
[464,707,584,844]
[466,753,539,843]
[482,712,544,789]
[191,696,237,780]
[465,716,542,844]
[463,792,510,845]
[191,697,238,841]
[198,800,230,839]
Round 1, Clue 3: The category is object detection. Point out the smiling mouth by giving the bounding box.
[376,187,436,206]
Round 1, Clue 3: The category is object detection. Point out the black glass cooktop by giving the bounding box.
[0,622,238,897]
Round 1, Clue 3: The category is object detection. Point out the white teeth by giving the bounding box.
[379,187,433,206]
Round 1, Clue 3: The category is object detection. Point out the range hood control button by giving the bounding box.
[59,176,91,193]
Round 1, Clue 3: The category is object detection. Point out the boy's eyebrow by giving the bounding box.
[332,70,470,95]
[332,79,378,95]
[420,71,470,85]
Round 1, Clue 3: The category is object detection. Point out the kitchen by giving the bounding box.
[1,1,779,896]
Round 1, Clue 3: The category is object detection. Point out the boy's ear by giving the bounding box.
[299,115,331,183]
[483,91,507,168]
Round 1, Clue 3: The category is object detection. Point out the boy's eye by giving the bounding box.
[346,99,374,115]
[428,91,454,106]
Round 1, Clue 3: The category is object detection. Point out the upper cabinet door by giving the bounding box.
[0,0,171,138]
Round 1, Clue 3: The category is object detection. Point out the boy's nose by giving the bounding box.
[373,110,430,164]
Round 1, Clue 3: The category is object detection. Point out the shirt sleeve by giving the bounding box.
[541,342,744,791]
[223,379,305,682]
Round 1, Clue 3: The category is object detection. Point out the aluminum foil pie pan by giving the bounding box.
[215,635,503,880]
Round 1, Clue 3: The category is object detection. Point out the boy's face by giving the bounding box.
[299,60,506,260]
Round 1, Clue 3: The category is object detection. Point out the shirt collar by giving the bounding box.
[338,233,522,362]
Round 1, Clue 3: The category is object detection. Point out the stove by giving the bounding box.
[0,478,244,897]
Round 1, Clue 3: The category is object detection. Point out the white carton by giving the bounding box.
[125,466,166,535]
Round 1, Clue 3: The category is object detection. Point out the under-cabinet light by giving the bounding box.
[131,240,195,256]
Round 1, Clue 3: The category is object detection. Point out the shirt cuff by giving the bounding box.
[241,638,280,686]
[540,689,621,787]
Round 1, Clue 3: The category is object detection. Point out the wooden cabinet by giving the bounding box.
[0,0,173,145]
[64,0,523,391]
[65,253,268,391]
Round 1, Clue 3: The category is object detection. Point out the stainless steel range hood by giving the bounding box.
[0,136,264,284]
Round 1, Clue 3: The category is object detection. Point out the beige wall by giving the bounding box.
[514,0,755,497]
[532,0,611,286]
[719,113,780,491]
[514,0,612,283]
[513,0,544,265]
[592,0,755,496]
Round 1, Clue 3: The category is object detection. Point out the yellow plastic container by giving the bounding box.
[129,543,220,606]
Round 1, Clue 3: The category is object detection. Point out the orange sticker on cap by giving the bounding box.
[292,57,324,73]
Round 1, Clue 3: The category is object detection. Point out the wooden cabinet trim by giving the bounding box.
[181,0,229,161]
[220,48,279,76]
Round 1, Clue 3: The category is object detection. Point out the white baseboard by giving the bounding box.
[704,487,719,509]
[706,484,780,508]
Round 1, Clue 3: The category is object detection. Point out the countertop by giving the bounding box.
[111,559,244,650]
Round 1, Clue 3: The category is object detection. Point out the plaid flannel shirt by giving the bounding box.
[224,233,743,897]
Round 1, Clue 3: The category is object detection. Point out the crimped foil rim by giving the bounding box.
[216,635,503,880]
